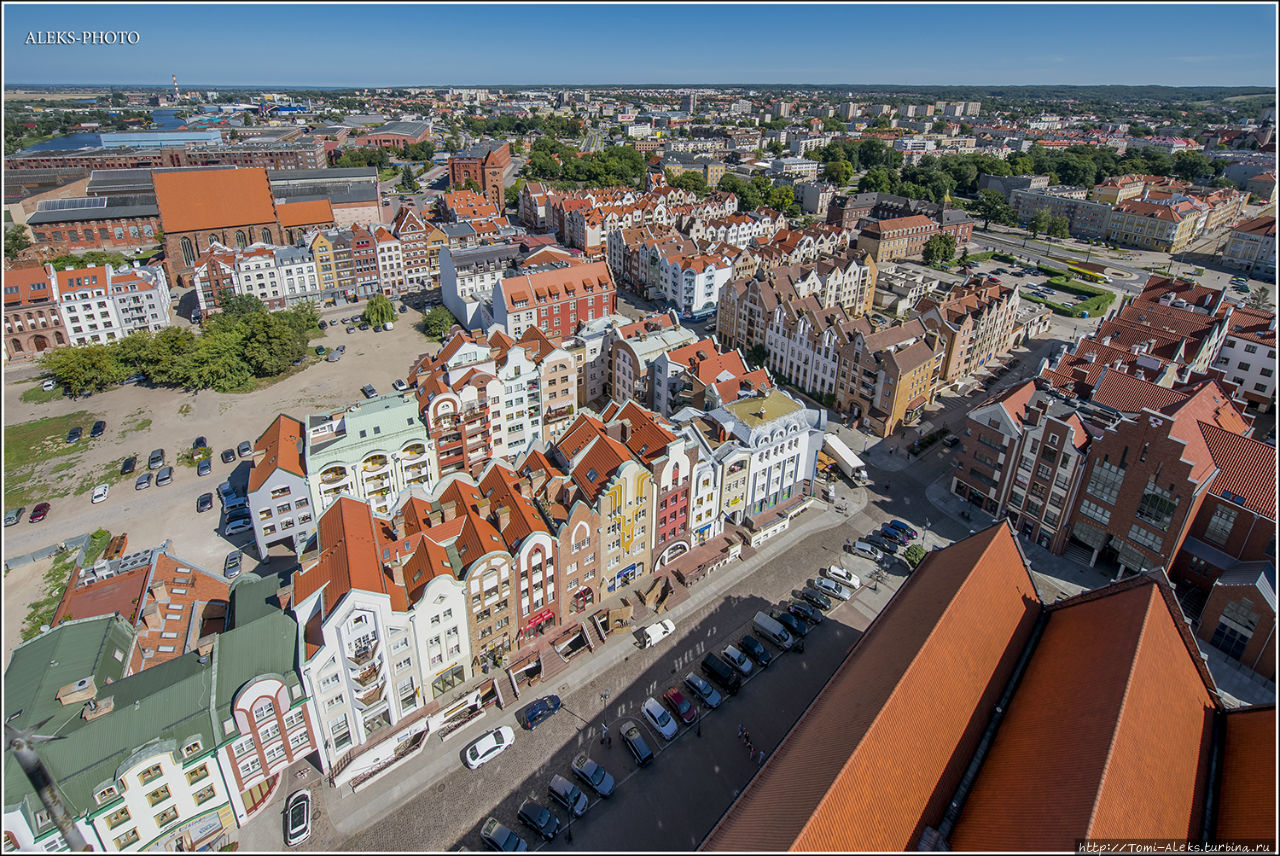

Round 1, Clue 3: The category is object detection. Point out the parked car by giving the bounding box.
[738,634,773,667]
[359,322,371,331]
[548,774,589,817]
[516,695,561,730]
[135,473,152,490]
[237,441,252,458]
[464,726,515,769]
[773,609,810,638]
[315,345,326,356]
[217,480,238,504]
[516,799,559,841]
[662,687,697,724]
[90,420,106,438]
[224,517,253,537]
[682,672,723,710]
[42,379,57,392]
[223,550,242,579]
[888,519,918,539]
[91,484,109,504]
[156,466,174,487]
[326,349,343,363]
[865,532,898,555]
[813,576,852,601]
[197,458,212,477]
[480,817,528,852]
[824,565,859,587]
[120,456,137,475]
[399,304,409,314]
[620,722,654,767]
[642,697,679,739]
[392,379,409,392]
[220,448,236,464]
[5,507,24,527]
[788,599,824,625]
[284,790,311,847]
[701,652,742,694]
[148,449,165,469]
[942,435,961,448]
[879,526,909,546]
[66,426,83,444]
[640,619,675,648]
[722,645,754,677]
[29,502,51,523]
[571,754,615,797]
[798,586,833,611]
[196,492,214,513]
[346,325,356,334]
[193,436,208,451]
[361,384,377,399]
[318,320,328,330]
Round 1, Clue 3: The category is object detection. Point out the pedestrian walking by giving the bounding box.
[737,723,744,740]
[743,730,751,745]
[757,750,766,767]
[745,740,754,757]
[600,723,609,746]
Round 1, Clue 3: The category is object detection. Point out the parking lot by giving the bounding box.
[2,314,443,617]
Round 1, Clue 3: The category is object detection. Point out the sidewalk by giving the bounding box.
[313,494,862,839]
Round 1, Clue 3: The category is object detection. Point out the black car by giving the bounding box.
[315,345,326,356]
[516,799,560,840]
[318,320,328,329]
[738,634,773,668]
[799,586,833,611]
[865,533,898,555]
[359,322,370,331]
[196,492,214,513]
[221,449,236,464]
[879,526,909,546]
[773,609,810,638]
[193,436,208,451]
[789,599,824,625]
[942,435,961,448]
[90,420,106,438]
[547,774,589,817]
[120,456,137,476]
[571,754,615,798]
[516,695,561,730]
[66,426,83,444]
[362,384,377,399]
[620,722,654,767]
[701,652,742,694]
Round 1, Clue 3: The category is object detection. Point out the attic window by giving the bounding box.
[359,430,367,439]
[586,468,598,482]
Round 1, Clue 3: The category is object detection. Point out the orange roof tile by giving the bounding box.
[2,266,54,307]
[277,198,334,228]
[703,524,1041,852]
[153,167,276,233]
[1214,706,1277,844]
[249,414,307,493]
[1200,422,1278,518]
[294,497,408,614]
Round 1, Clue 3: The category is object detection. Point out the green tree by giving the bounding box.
[858,166,898,194]
[1029,208,1052,239]
[1172,151,1213,183]
[1246,286,1271,311]
[823,159,853,186]
[1209,176,1238,189]
[747,344,769,368]
[421,306,456,341]
[931,120,947,133]
[921,232,957,265]
[1047,215,1071,239]
[399,164,420,192]
[40,344,126,394]
[767,185,797,215]
[766,140,785,157]
[216,290,265,324]
[872,115,892,129]
[140,326,198,384]
[4,224,31,260]
[363,294,397,327]
[821,116,846,133]
[241,312,305,377]
[176,328,252,392]
[508,139,524,156]
[903,544,926,570]
[668,170,708,195]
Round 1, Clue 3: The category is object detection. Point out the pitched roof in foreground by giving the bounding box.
[701,523,1042,852]
[948,578,1219,850]
[1214,705,1277,844]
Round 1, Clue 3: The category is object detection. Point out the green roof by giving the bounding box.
[723,390,803,428]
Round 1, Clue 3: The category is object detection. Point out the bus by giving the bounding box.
[1068,264,1111,285]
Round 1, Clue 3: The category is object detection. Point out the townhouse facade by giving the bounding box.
[1106,199,1198,253]
[391,207,449,291]
[4,264,68,361]
[916,282,1022,387]
[608,313,700,406]
[835,318,945,438]
[492,259,617,340]
[54,263,172,346]
[855,214,938,262]
[1221,215,1275,278]
[1210,304,1278,411]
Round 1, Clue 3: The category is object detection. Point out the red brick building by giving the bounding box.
[448,141,511,212]
[3,264,67,361]
[25,197,162,255]
[351,121,432,150]
[493,259,617,340]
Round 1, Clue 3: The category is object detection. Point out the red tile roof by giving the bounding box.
[702,524,1041,852]
[249,414,306,493]
[1199,422,1278,518]
[949,579,1218,850]
[1214,705,1277,844]
[2,266,54,307]
[153,167,277,233]
[1091,368,1190,413]
[277,199,334,228]
[294,497,409,622]
[499,260,613,311]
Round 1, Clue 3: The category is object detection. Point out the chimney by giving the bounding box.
[441,500,458,522]
[56,676,97,706]
[389,562,406,589]
[494,505,511,530]
[517,477,532,499]
[141,602,163,632]
[427,508,443,526]
[81,696,115,721]
[475,496,491,518]
[149,580,169,604]
[529,468,548,496]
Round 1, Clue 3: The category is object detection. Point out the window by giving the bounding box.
[185,765,210,786]
[1135,481,1178,531]
[253,699,274,723]
[181,739,202,758]
[114,829,140,848]
[1204,505,1237,545]
[105,807,131,829]
[154,806,179,828]
[194,785,217,805]
[238,756,262,778]
[145,785,171,807]
[1127,524,1163,553]
[1085,460,1124,506]
[232,736,255,757]
[1079,500,1112,526]
[95,785,119,805]
[138,764,163,785]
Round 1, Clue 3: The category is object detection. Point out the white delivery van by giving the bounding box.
[752,611,795,651]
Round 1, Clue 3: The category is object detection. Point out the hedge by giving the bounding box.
[1022,277,1116,318]
[1037,263,1069,278]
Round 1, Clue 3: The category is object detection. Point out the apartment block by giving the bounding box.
[1221,215,1276,278]
[835,318,944,438]
[3,264,68,361]
[916,282,1022,387]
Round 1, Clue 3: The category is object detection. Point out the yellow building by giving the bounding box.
[1106,200,1198,254]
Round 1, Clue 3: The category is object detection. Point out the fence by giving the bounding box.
[3,532,92,573]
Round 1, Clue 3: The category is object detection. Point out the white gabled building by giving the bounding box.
[246,415,316,558]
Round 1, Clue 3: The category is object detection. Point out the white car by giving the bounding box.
[825,565,859,588]
[90,484,109,504]
[642,696,679,740]
[813,576,852,601]
[464,726,515,769]
[284,789,311,846]
[722,645,753,677]
[640,619,675,648]
[392,378,409,392]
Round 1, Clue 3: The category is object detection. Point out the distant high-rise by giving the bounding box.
[681,92,697,113]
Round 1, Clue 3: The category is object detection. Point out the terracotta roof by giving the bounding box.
[54,266,110,296]
[2,266,55,307]
[293,497,408,616]
[1199,422,1277,518]
[612,400,678,467]
[1214,705,1277,844]
[153,167,276,233]
[702,524,1041,852]
[1232,215,1275,237]
[949,578,1218,850]
[249,414,307,493]
[499,260,613,311]
[276,198,334,228]
[1091,368,1190,413]
[1114,199,1183,221]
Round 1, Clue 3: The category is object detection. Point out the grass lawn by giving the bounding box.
[20,528,112,640]
[74,456,137,497]
[4,410,97,507]
[19,383,64,404]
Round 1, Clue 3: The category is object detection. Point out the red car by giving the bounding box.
[29,502,50,523]
[662,687,697,725]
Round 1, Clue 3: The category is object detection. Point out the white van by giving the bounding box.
[852,541,884,562]
[752,611,794,651]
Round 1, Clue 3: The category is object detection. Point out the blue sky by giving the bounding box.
[4,3,1276,88]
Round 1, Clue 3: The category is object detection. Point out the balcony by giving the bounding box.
[364,473,392,491]
[401,443,428,461]
[321,467,350,485]
[362,454,390,473]
[353,663,382,688]
[349,641,381,668]
[357,682,386,708]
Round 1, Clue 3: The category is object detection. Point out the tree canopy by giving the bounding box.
[363,294,397,327]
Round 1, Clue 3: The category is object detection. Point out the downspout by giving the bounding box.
[1199,707,1227,846]
[925,607,1050,849]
